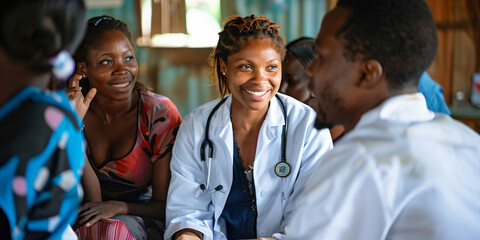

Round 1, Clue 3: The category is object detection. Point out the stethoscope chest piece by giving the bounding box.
[200,95,290,193]
[275,161,291,177]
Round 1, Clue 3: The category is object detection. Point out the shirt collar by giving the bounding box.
[356,93,435,129]
[265,94,286,127]
[212,94,285,128]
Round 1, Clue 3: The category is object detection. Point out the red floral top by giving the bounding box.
[87,89,182,202]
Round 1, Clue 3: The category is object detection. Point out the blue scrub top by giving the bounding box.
[418,72,451,115]
[220,137,257,239]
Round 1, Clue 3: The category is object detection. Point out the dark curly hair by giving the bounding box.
[0,0,86,74]
[336,0,437,90]
[211,15,286,97]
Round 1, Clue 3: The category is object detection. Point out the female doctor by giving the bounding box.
[165,15,333,240]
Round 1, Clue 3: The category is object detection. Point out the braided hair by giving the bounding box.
[211,15,286,97]
[0,0,86,74]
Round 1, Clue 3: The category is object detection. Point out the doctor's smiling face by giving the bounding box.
[224,38,282,113]
[211,15,285,115]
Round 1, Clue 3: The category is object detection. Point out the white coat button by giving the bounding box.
[260,190,267,197]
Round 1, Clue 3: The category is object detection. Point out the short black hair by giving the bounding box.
[0,0,86,73]
[336,0,437,90]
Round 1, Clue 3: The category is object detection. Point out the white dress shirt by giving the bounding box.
[284,93,480,240]
[165,93,333,240]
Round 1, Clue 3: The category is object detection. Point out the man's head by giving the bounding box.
[308,0,437,133]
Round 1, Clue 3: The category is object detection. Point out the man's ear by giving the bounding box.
[358,59,383,89]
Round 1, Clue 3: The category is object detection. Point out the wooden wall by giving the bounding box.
[426,0,480,105]
[326,0,480,106]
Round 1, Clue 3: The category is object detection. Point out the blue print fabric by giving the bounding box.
[0,87,85,240]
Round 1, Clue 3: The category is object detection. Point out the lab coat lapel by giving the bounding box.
[210,96,234,226]
[255,96,285,160]
[212,95,233,161]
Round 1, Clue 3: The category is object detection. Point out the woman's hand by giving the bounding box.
[174,229,203,240]
[68,73,96,119]
[73,201,127,229]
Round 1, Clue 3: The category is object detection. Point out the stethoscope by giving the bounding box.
[200,94,290,193]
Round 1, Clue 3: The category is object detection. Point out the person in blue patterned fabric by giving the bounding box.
[0,0,87,239]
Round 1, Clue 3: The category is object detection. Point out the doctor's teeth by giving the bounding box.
[245,89,267,96]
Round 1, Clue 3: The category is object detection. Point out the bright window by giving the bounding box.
[141,0,220,47]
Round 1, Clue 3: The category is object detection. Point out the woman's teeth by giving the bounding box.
[111,82,129,88]
[245,89,267,96]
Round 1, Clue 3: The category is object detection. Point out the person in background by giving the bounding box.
[281,0,480,239]
[165,15,332,240]
[280,37,316,107]
[281,37,450,143]
[280,37,344,141]
[0,0,87,239]
[68,15,182,239]
[419,71,451,115]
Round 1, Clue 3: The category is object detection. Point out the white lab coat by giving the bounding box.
[285,93,480,240]
[165,93,333,240]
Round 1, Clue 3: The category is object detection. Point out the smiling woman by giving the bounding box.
[223,38,282,113]
[68,15,182,240]
[164,15,333,240]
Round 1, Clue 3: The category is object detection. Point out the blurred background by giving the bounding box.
[85,0,480,132]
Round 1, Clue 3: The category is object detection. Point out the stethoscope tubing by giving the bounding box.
[200,94,288,193]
